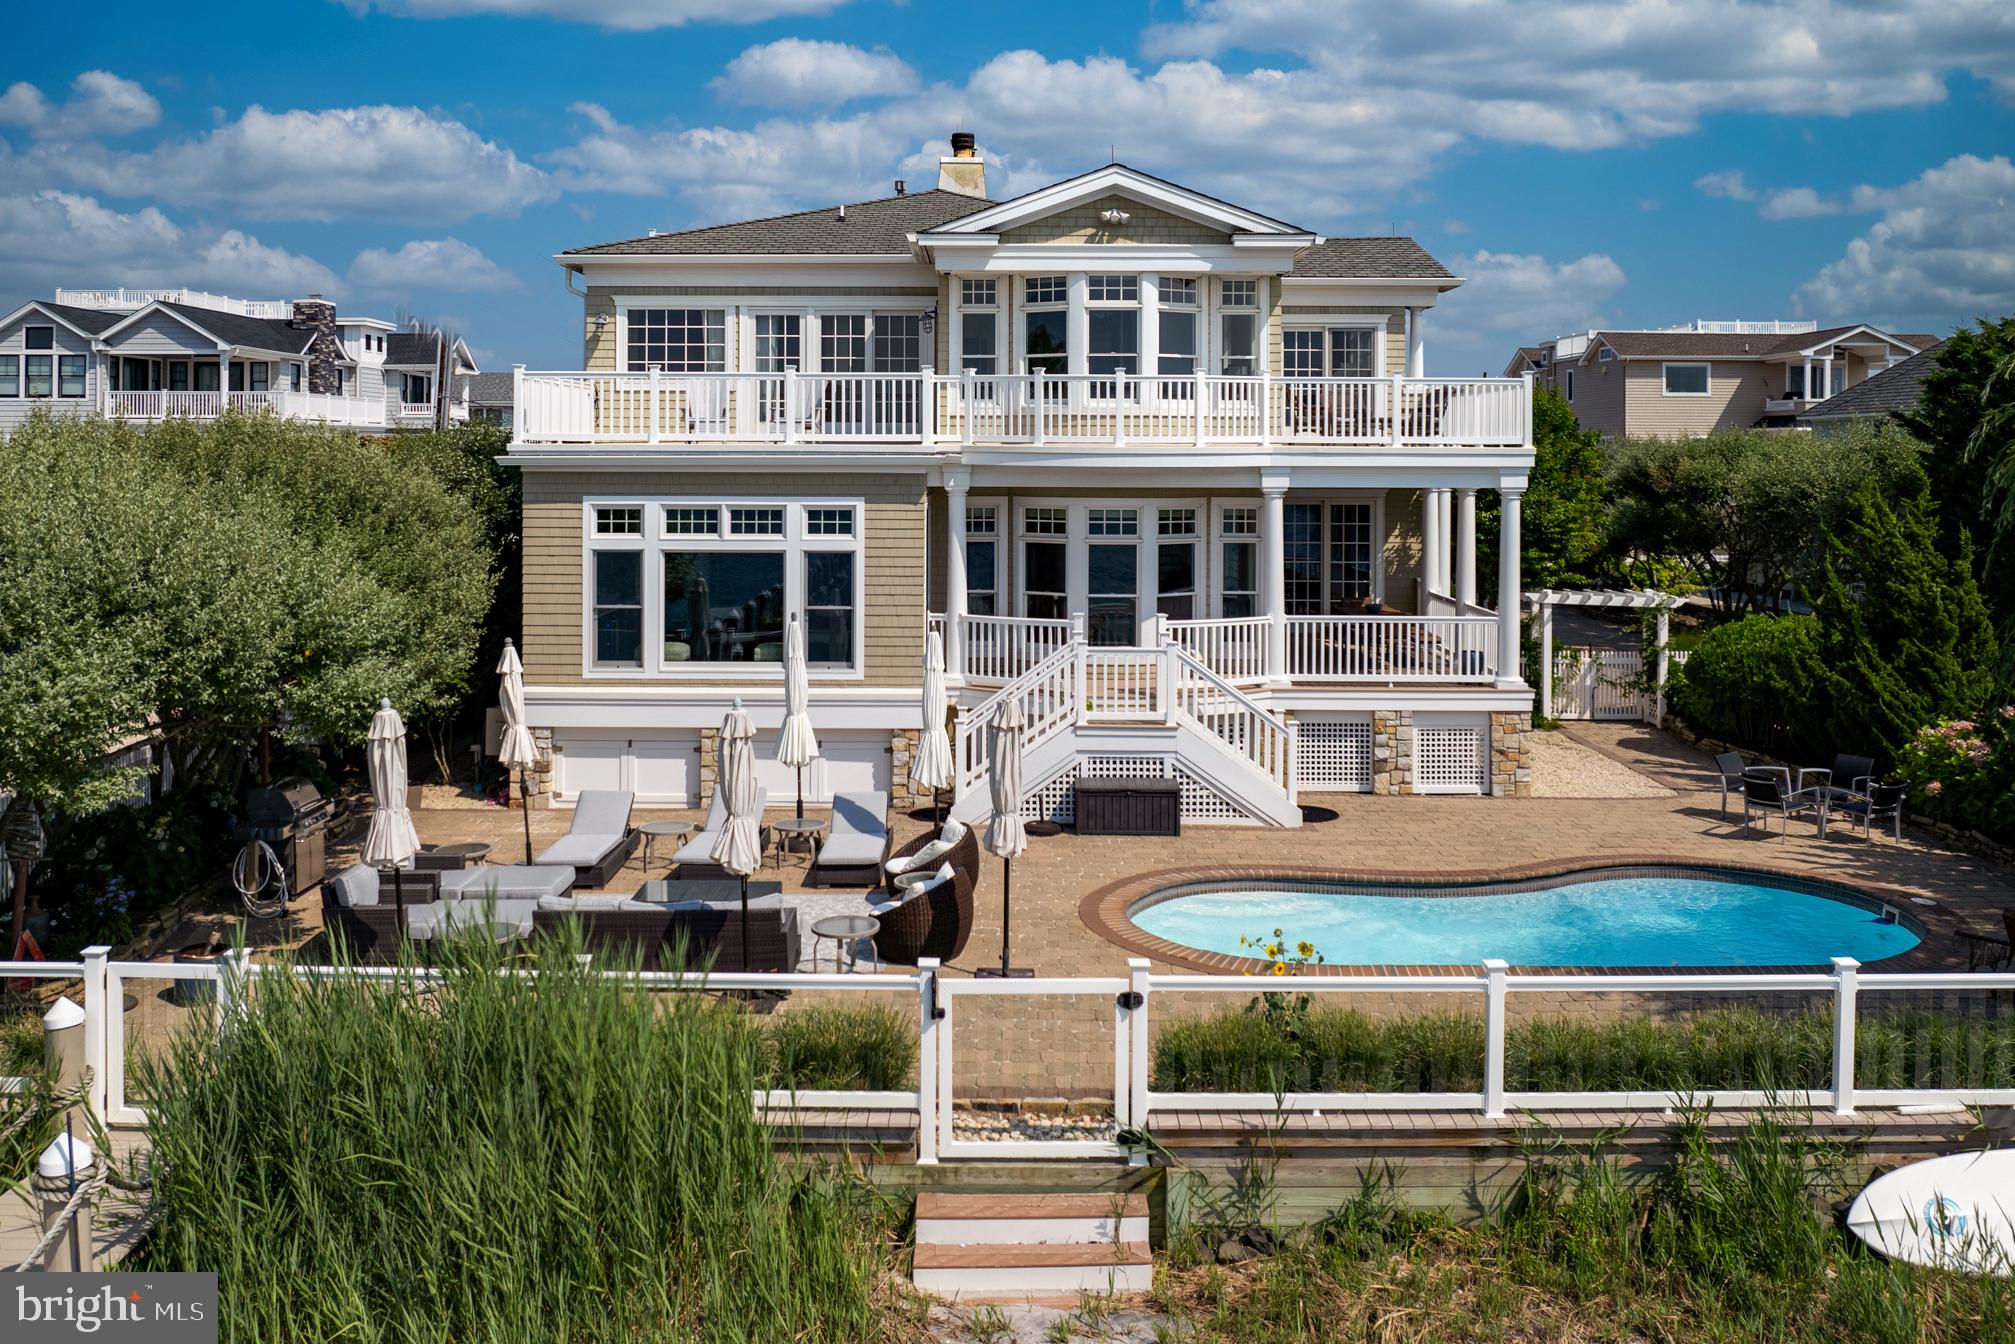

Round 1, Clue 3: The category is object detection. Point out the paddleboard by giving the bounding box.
[1846,1150,2015,1276]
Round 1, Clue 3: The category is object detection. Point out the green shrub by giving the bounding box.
[137,930,901,1343]
[1670,613,1823,756]
[757,1003,917,1091]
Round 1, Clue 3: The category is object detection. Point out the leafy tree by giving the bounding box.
[1670,614,1824,759]
[1477,385,1607,595]
[1604,424,1922,615]
[1899,317,2015,686]
[1806,471,1996,765]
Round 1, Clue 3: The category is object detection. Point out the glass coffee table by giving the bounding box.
[769,816,827,871]
[810,914,880,973]
[636,819,696,871]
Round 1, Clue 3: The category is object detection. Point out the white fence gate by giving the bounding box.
[1550,646,1689,722]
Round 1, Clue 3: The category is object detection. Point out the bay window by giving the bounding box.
[627,308,726,372]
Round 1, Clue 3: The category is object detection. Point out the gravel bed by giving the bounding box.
[951,1110,1119,1143]
[1527,729,1675,799]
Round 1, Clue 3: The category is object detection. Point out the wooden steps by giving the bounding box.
[912,1192,1153,1300]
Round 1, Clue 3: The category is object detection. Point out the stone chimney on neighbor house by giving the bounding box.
[938,130,986,198]
[291,295,343,394]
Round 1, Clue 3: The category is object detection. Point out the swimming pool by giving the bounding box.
[1128,867,1921,968]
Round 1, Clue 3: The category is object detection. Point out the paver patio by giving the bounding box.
[293,724,2015,1100]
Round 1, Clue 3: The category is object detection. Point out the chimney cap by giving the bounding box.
[950,130,976,158]
[894,179,906,196]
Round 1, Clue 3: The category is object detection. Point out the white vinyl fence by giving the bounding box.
[18,948,2013,1164]
[1551,647,1690,721]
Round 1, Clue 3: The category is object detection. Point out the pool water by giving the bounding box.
[1131,875,1920,967]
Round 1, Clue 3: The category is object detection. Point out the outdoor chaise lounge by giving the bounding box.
[533,789,640,888]
[672,786,771,880]
[805,790,891,887]
[870,822,979,965]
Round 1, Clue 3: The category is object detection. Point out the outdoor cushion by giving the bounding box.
[894,860,955,893]
[328,864,380,909]
[571,789,634,837]
[537,893,630,913]
[536,833,626,867]
[886,818,967,876]
[439,865,575,902]
[672,787,770,865]
[830,791,890,838]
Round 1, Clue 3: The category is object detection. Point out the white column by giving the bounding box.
[944,472,970,680]
[1455,487,1477,612]
[1538,600,1555,721]
[1065,272,1089,379]
[1496,488,1524,688]
[1138,271,1159,392]
[1261,478,1288,681]
[1406,306,1426,377]
[1436,490,1453,597]
[1421,487,1444,601]
[1653,605,1671,726]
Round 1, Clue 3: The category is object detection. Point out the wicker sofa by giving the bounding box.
[869,826,980,965]
[531,885,798,971]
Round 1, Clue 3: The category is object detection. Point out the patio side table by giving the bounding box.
[769,816,826,871]
[636,819,695,872]
[810,914,880,973]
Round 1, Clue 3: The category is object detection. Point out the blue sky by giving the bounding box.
[4,0,2012,374]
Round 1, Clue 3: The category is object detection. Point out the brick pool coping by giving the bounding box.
[1078,855,1981,977]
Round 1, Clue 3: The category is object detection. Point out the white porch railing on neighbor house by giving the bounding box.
[54,288,294,319]
[398,401,437,419]
[108,389,387,426]
[511,369,1532,450]
[35,951,2015,1166]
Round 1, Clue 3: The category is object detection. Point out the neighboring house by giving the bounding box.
[1505,320,1932,435]
[0,288,477,433]
[1798,340,1944,435]
[462,371,516,427]
[506,133,1538,826]
[385,327,480,429]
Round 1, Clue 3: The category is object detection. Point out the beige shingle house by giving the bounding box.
[504,135,1540,826]
[1505,320,1933,435]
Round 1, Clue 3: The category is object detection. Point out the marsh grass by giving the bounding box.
[135,926,912,1343]
[1152,1004,2015,1095]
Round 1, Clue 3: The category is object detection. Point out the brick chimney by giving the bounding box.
[291,295,342,394]
[937,130,986,198]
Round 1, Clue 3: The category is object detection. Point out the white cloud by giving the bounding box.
[1695,169,1754,202]
[0,71,160,138]
[711,39,918,108]
[47,104,552,223]
[1146,1,2015,142]
[1441,219,1468,236]
[0,191,339,299]
[349,237,521,292]
[337,0,844,28]
[1433,250,1629,349]
[1757,186,1839,220]
[1797,154,2015,321]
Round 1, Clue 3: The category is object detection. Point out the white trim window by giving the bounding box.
[23,325,54,352]
[0,355,16,397]
[959,279,998,376]
[963,504,1000,616]
[584,500,865,676]
[1564,368,1574,402]
[1284,326,1378,379]
[1019,506,1068,622]
[1086,274,1140,391]
[1155,506,1199,621]
[1598,345,1615,362]
[1022,276,1068,382]
[57,355,85,398]
[1284,498,1381,612]
[1157,277,1199,379]
[24,354,52,399]
[626,308,726,373]
[1662,362,1711,396]
[1219,506,1258,618]
[1218,280,1258,378]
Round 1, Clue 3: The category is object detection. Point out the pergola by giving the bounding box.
[1524,587,1687,723]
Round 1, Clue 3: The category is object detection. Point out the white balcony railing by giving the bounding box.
[513,370,1532,451]
[1286,615,1498,682]
[108,388,388,426]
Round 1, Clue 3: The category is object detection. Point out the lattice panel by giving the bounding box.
[1018,755,1270,825]
[1023,766,1079,823]
[1083,755,1167,779]
[1171,761,1261,823]
[1296,718,1374,792]
[1416,725,1487,793]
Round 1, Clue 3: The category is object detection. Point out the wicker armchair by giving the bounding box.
[872,828,979,966]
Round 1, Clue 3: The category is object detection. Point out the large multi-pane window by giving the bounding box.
[0,355,16,397]
[588,501,863,673]
[1284,500,1377,613]
[1158,277,1198,378]
[820,314,868,372]
[1024,276,1068,381]
[753,314,801,372]
[626,308,726,372]
[1087,274,1139,389]
[872,314,922,372]
[57,356,86,398]
[1220,281,1259,378]
[1283,327,1377,378]
[24,355,52,398]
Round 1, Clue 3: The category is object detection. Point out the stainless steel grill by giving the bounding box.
[240,777,332,893]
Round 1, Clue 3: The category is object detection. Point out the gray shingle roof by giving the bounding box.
[32,301,123,336]
[462,371,515,406]
[564,190,995,257]
[383,331,442,366]
[1285,236,1453,279]
[1592,325,1931,361]
[1799,341,1945,422]
[155,302,314,354]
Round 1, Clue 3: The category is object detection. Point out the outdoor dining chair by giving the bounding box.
[1739,767,1820,838]
[1832,781,1908,842]
[1714,751,1749,818]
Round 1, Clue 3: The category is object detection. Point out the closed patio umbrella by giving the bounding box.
[978,696,1030,978]
[912,632,955,822]
[363,698,421,940]
[777,614,820,821]
[497,638,537,864]
[712,698,764,972]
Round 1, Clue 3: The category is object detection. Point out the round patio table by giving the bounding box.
[810,914,881,973]
[637,819,696,871]
[430,841,491,864]
[770,816,827,871]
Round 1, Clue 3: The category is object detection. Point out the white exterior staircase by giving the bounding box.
[911,1192,1153,1301]
[950,624,1300,828]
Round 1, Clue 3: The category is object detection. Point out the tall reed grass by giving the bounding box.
[1152,1003,2015,1095]
[136,928,905,1343]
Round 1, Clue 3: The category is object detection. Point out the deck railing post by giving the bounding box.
[782,367,800,445]
[917,958,942,1164]
[1390,372,1405,450]
[1126,958,1151,1158]
[1193,370,1208,447]
[920,368,937,446]
[1831,956,1859,1116]
[215,945,254,1037]
[648,367,661,444]
[80,945,110,1120]
[961,369,975,446]
[1482,959,1509,1118]
[1032,369,1047,446]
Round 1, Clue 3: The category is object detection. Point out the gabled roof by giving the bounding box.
[916,163,1310,240]
[1799,341,1945,422]
[563,190,992,258]
[383,331,439,365]
[1586,325,1928,362]
[96,299,315,355]
[1503,346,1550,376]
[2,300,124,339]
[1284,236,1452,280]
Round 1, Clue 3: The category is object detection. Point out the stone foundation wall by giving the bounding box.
[696,727,720,809]
[510,728,556,810]
[1372,710,1414,795]
[891,728,927,807]
[1491,711,1533,798]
